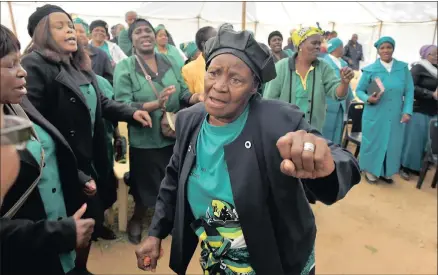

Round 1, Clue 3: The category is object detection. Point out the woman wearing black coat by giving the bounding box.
[0,24,94,275]
[20,5,152,274]
[400,45,437,180]
[135,25,361,275]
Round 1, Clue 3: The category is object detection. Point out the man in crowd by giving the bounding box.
[110,24,125,44]
[118,11,138,56]
[283,29,297,53]
[343,33,364,71]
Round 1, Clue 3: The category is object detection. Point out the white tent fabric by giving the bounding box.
[1,1,437,67]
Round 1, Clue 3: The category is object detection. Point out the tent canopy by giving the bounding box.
[1,1,437,66]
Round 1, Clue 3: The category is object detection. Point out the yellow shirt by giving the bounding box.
[181,55,206,94]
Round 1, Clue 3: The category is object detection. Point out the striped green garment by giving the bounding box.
[191,200,255,275]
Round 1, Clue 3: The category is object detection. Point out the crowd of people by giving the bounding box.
[0,4,436,275]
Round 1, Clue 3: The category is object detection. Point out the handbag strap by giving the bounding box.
[2,104,45,219]
[134,54,161,100]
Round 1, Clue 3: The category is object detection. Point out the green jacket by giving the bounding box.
[263,54,345,131]
[118,29,132,56]
[114,54,192,149]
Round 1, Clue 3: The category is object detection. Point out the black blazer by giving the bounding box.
[21,51,138,206]
[1,98,84,275]
[148,96,361,275]
[89,45,114,85]
[410,63,438,116]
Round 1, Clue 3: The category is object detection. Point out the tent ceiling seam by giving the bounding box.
[197,2,205,18]
[357,2,381,22]
[280,2,293,24]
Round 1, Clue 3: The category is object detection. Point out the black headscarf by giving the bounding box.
[128,19,155,41]
[27,4,72,37]
[204,24,276,84]
[90,20,109,34]
[268,31,283,44]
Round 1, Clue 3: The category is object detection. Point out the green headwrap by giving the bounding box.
[180,41,199,60]
[155,24,166,34]
[374,36,395,49]
[73,17,89,35]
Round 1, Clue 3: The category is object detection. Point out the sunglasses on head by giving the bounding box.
[1,115,33,150]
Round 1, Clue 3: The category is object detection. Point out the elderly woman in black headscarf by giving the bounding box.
[134,24,361,275]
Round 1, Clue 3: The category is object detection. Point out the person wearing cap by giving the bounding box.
[89,19,127,66]
[113,19,202,244]
[264,27,355,133]
[180,41,200,65]
[74,17,113,84]
[134,24,361,275]
[399,44,437,181]
[322,37,354,145]
[181,26,218,95]
[21,5,153,273]
[355,36,414,184]
[118,11,138,56]
[110,24,124,44]
[0,24,95,275]
[155,24,186,68]
[268,30,293,63]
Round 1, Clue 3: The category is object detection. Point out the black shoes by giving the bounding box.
[127,218,143,245]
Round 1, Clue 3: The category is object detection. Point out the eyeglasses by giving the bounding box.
[1,115,33,150]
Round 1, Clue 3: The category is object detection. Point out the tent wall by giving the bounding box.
[1,2,436,67]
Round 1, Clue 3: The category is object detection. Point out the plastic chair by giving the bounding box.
[417,118,438,189]
[342,102,364,158]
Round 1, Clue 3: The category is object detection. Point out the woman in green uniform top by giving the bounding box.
[135,24,361,275]
[0,24,94,275]
[322,37,354,144]
[263,26,355,132]
[21,5,152,274]
[355,36,414,184]
[154,24,186,68]
[114,19,201,244]
[268,30,293,63]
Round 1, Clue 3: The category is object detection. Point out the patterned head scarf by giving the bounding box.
[73,17,89,35]
[291,27,323,47]
[180,41,199,60]
[419,44,437,59]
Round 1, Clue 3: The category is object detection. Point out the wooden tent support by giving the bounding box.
[433,19,437,44]
[7,2,18,36]
[241,1,246,30]
[254,21,258,37]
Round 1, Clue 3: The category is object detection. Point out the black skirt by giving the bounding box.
[129,145,174,207]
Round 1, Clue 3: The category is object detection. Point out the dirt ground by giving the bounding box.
[88,168,437,275]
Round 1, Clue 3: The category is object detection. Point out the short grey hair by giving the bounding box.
[125,11,138,19]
